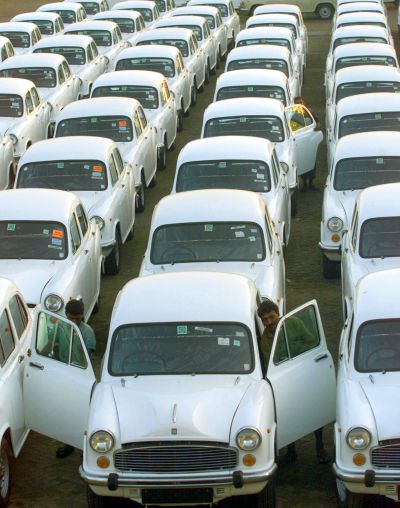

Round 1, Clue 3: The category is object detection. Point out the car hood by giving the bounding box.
[0,118,17,135]
[111,375,253,443]
[38,87,55,102]
[360,374,400,441]
[0,259,58,305]
[334,190,360,224]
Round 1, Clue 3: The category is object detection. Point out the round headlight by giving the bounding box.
[44,294,64,312]
[327,217,343,232]
[9,134,18,146]
[236,428,262,451]
[93,216,105,230]
[346,427,371,450]
[90,431,114,453]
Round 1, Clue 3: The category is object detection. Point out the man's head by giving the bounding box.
[257,299,280,333]
[65,299,84,325]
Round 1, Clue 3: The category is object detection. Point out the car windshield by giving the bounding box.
[102,17,135,33]
[151,221,265,264]
[338,21,386,28]
[131,8,153,21]
[359,217,400,258]
[335,55,397,72]
[237,38,291,50]
[171,24,202,41]
[67,30,111,46]
[34,46,86,65]
[336,81,400,103]
[17,160,108,191]
[154,0,166,12]
[227,58,289,77]
[56,115,133,142]
[0,221,67,260]
[204,115,284,142]
[209,3,228,16]
[0,67,57,88]
[339,112,400,138]
[116,56,175,77]
[0,31,30,48]
[249,22,296,37]
[28,19,54,35]
[334,156,400,190]
[355,320,400,372]
[50,9,76,24]
[176,13,215,29]
[92,85,159,109]
[333,36,386,49]
[176,160,271,192]
[0,94,23,117]
[80,2,100,14]
[109,322,254,376]
[137,39,188,57]
[217,85,286,105]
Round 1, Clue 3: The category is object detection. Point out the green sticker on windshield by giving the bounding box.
[7,223,15,231]
[43,228,49,235]
[376,157,384,164]
[218,161,227,168]
[240,117,246,123]
[375,113,382,120]
[177,325,187,335]
[57,162,64,169]
[204,224,213,232]
[249,236,256,242]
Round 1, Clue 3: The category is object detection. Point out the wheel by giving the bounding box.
[290,192,298,217]
[86,486,110,508]
[204,63,210,85]
[316,3,335,19]
[335,479,363,508]
[191,83,197,106]
[216,47,221,69]
[135,172,145,213]
[104,229,121,275]
[177,108,184,131]
[127,224,134,241]
[238,480,276,508]
[157,139,167,170]
[0,439,12,508]
[322,254,339,279]
[92,294,100,314]
[149,169,157,188]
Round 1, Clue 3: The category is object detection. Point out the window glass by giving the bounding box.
[92,85,159,109]
[0,311,15,365]
[133,113,142,137]
[32,30,38,45]
[209,3,228,16]
[154,0,166,12]
[0,94,23,117]
[189,38,195,55]
[8,295,28,339]
[249,21,296,37]
[217,85,286,105]
[76,205,88,237]
[272,327,289,364]
[0,31,30,48]
[25,92,34,114]
[339,112,400,139]
[34,46,86,66]
[31,19,54,35]
[91,42,99,58]
[70,214,81,254]
[109,155,119,185]
[204,115,284,143]
[335,55,397,72]
[116,56,175,78]
[237,37,291,50]
[265,216,273,253]
[80,1,100,15]
[114,149,124,173]
[56,116,133,143]
[137,106,147,129]
[62,61,71,79]
[0,46,7,62]
[227,58,289,76]
[334,156,400,191]
[137,38,189,57]
[58,65,65,84]
[31,88,41,108]
[103,17,135,33]
[175,24,202,41]
[335,81,400,103]
[271,153,279,185]
[51,9,76,24]
[113,28,122,43]
[333,36,386,50]
[287,105,313,132]
[130,7,153,21]
[351,210,358,252]
[359,217,400,258]
[0,67,57,88]
[68,29,112,47]
[338,21,386,29]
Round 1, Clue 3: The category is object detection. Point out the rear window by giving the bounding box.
[80,2,100,15]
[360,217,400,259]
[56,115,133,142]
[339,111,400,138]
[137,39,188,57]
[131,8,153,22]
[336,55,397,72]
[217,85,286,105]
[204,115,284,143]
[0,67,57,88]
[0,94,23,117]
[0,31,30,48]
[336,81,400,103]
[67,29,111,46]
[101,17,135,33]
[333,36,386,50]
[50,10,76,24]
[116,56,175,77]
[334,156,400,191]
[209,3,228,16]
[34,46,86,65]
[237,38,291,50]
[27,19,54,35]
[227,58,288,76]
[92,85,159,109]
[249,22,296,38]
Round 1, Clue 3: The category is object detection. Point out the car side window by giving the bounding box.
[70,214,82,254]
[35,312,87,368]
[176,56,182,74]
[109,155,119,185]
[351,210,358,252]
[189,37,195,55]
[346,313,354,360]
[228,2,233,14]
[31,30,38,45]
[271,154,279,186]
[87,44,94,62]
[114,149,124,173]
[7,43,14,58]
[137,106,147,129]
[265,216,273,253]
[58,65,65,85]
[31,88,41,108]
[133,112,142,137]
[76,204,88,237]
[0,310,15,365]
[192,36,198,50]
[216,13,222,27]
[160,85,167,106]
[25,91,34,114]
[1,46,7,62]
[8,295,28,339]
[204,22,210,38]
[62,61,71,79]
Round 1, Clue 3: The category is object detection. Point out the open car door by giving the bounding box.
[286,104,323,176]
[23,309,96,449]
[267,300,336,450]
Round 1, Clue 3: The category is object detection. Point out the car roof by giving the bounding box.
[334,132,400,161]
[113,0,157,8]
[0,22,38,33]
[135,27,194,41]
[0,77,35,94]
[203,97,284,120]
[334,65,400,85]
[189,0,231,6]
[227,44,291,61]
[38,2,84,11]
[111,271,258,327]
[117,44,180,59]
[331,25,389,39]
[337,2,384,12]
[93,10,143,20]
[246,13,298,26]
[333,42,397,58]
[12,11,61,22]
[154,15,208,27]
[336,92,400,116]
[336,11,387,24]
[254,4,302,14]
[216,68,288,87]
[237,26,294,41]
[172,5,220,16]
[93,69,166,88]
[18,136,115,165]
[33,34,94,48]
[357,183,400,221]
[65,20,118,32]
[0,53,66,69]
[57,96,141,119]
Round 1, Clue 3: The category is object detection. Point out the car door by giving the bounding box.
[267,300,336,450]
[23,309,95,449]
[135,108,156,185]
[62,60,79,103]
[68,210,92,309]
[190,35,203,86]
[161,81,177,146]
[272,150,290,240]
[286,104,323,176]
[109,150,131,240]
[341,207,358,314]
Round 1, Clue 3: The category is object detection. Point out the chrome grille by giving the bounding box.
[114,442,238,473]
[371,444,400,468]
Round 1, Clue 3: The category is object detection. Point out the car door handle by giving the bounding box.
[314,353,328,363]
[29,361,44,370]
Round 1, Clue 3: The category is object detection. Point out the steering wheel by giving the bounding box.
[122,351,166,372]
[365,347,400,368]
[161,245,197,263]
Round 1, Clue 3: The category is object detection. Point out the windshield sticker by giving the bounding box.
[218,161,227,168]
[251,228,257,232]
[11,102,19,108]
[218,337,230,346]
[264,186,268,190]
[244,363,250,371]
[257,253,262,259]
[375,113,382,120]
[204,224,213,232]
[52,238,62,246]
[230,225,245,229]
[236,331,245,336]
[249,236,256,242]
[272,126,279,130]
[240,117,246,123]
[376,157,384,164]
[235,231,245,238]
[7,223,15,232]
[90,117,98,123]
[248,86,253,91]
[93,165,103,172]
[366,82,372,87]
[92,172,102,178]
[251,168,257,173]
[52,229,64,238]
[119,120,127,127]
[233,339,241,347]
[177,325,187,335]
[42,228,49,235]
[256,173,265,180]
[57,162,64,169]
[194,326,213,333]
[84,164,90,169]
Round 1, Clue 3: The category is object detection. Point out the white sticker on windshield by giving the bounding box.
[57,162,64,169]
[257,253,262,259]
[231,225,245,229]
[235,231,245,238]
[43,229,49,235]
[240,117,246,123]
[376,158,384,164]
[233,339,241,347]
[91,118,98,123]
[218,161,227,168]
[236,331,245,336]
[251,228,257,232]
[244,363,250,370]
[218,337,230,346]
[272,126,279,130]
[248,86,253,91]
[366,82,372,87]
[256,173,264,179]
[204,224,213,232]
[194,326,213,333]
[84,164,90,169]
[177,325,187,335]
[251,168,257,173]
[249,236,256,242]
[375,113,382,120]
[264,186,268,190]
[7,223,15,231]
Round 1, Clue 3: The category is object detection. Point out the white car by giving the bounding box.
[201,98,323,216]
[326,65,400,133]
[333,11,390,31]
[134,27,207,93]
[326,92,400,169]
[334,268,400,506]
[140,189,286,307]
[0,188,102,318]
[18,270,335,507]
[335,1,385,20]
[0,22,42,56]
[188,0,239,49]
[0,135,15,190]
[337,0,384,6]
[319,131,400,279]
[150,0,177,16]
[112,0,161,27]
[10,12,64,38]
[91,70,177,167]
[54,97,158,213]
[0,54,81,126]
[67,0,110,18]
[0,37,14,64]
[225,45,301,100]
[153,15,218,77]
[37,2,88,25]
[213,68,292,105]
[170,5,228,60]
[32,34,108,98]
[0,78,52,160]
[64,20,130,71]
[172,136,291,244]
[15,136,136,275]
[115,45,192,120]
[93,10,147,45]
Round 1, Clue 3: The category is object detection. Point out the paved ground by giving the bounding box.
[2,1,400,507]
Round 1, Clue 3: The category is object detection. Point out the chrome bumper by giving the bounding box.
[333,463,400,486]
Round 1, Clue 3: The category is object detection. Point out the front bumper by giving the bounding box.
[319,241,340,261]
[334,462,400,486]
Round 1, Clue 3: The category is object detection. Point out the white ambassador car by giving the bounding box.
[334,1,385,20]
[172,136,291,244]
[93,10,147,45]
[91,70,177,167]
[112,0,161,28]
[70,0,110,18]
[333,11,390,32]
[0,54,81,126]
[319,132,400,279]
[10,12,64,38]
[0,189,102,318]
[325,65,400,133]
[139,190,286,309]
[54,97,157,212]
[0,37,14,64]
[115,45,191,122]
[0,78,52,160]
[236,26,297,60]
[37,2,88,25]
[0,22,42,56]
[0,134,14,190]
[19,270,335,507]
[334,268,400,507]
[15,137,136,275]
[32,35,108,98]
[341,183,400,317]
[225,46,301,99]
[214,69,292,105]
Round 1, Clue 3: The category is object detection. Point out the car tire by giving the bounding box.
[335,479,364,508]
[316,3,335,19]
[127,224,134,241]
[135,172,145,213]
[0,439,12,508]
[290,192,298,217]
[86,486,110,508]
[104,229,121,275]
[177,108,184,130]
[191,82,197,106]
[322,254,339,279]
[205,62,210,84]
[157,139,167,170]
[149,169,157,188]
[216,48,221,68]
